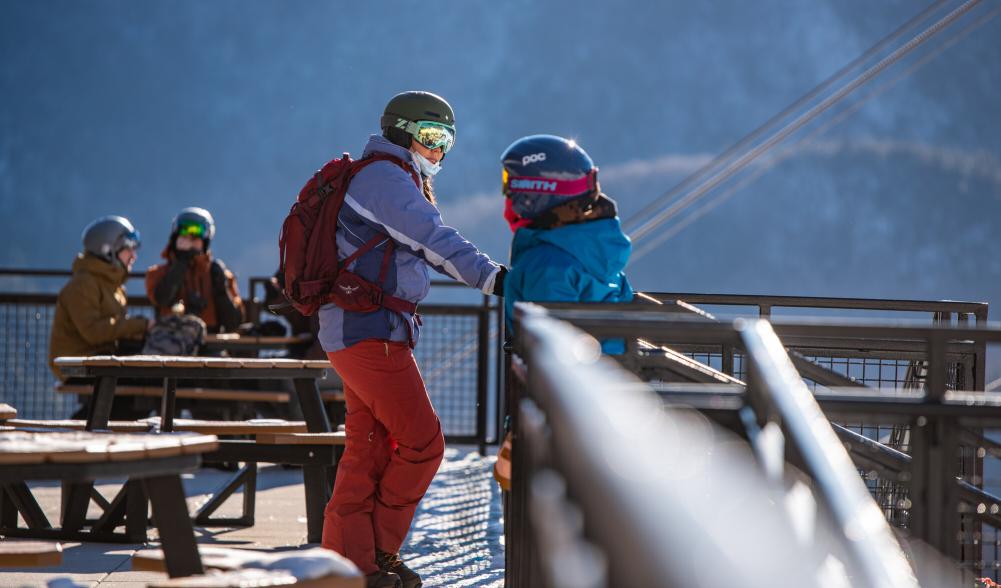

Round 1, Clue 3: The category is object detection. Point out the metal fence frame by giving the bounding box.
[627,293,989,389]
[0,269,499,452]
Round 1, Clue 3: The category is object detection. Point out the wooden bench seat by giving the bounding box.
[135,546,362,587]
[144,418,309,435]
[0,403,16,421]
[0,540,62,567]
[57,384,285,404]
[255,432,346,445]
[6,418,309,436]
[7,419,155,432]
[56,384,344,403]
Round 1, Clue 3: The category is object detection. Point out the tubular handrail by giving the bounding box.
[737,318,918,588]
[0,268,145,279]
[641,291,989,319]
[512,305,825,587]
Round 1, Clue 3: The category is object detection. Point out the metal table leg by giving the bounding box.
[160,378,177,432]
[293,377,332,543]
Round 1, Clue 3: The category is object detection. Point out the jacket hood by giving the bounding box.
[510,217,631,279]
[72,253,128,286]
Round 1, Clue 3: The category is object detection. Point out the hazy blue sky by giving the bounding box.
[2,0,999,314]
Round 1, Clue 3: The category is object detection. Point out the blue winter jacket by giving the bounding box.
[318,135,502,352]
[504,217,634,353]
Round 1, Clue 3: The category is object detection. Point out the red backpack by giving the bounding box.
[278,152,421,317]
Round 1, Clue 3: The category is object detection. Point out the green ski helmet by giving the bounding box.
[380,91,456,153]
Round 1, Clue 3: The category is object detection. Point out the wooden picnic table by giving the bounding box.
[53,355,331,433]
[0,430,218,578]
[52,355,334,542]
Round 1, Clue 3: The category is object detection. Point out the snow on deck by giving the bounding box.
[404,445,505,587]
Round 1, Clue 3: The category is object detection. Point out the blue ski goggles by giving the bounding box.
[406,120,455,153]
[118,230,141,251]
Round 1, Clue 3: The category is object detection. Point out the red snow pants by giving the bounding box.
[321,339,445,574]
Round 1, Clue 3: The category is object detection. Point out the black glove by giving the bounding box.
[173,248,197,263]
[185,291,207,315]
[210,259,228,291]
[491,266,508,297]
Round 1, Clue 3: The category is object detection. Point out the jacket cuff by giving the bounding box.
[481,266,502,295]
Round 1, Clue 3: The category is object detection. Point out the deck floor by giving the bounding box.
[1,445,504,587]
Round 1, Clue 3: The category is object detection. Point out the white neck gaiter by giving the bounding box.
[412,150,442,177]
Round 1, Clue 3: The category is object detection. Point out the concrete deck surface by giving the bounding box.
[1,445,504,588]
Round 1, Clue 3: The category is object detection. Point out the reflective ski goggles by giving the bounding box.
[177,221,207,238]
[406,120,455,153]
[118,230,141,251]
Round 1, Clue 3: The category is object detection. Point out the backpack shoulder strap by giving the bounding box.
[351,152,421,190]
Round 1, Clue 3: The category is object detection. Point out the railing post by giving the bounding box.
[506,353,529,588]
[722,342,735,376]
[476,295,489,455]
[496,301,508,446]
[911,332,961,559]
[975,307,989,391]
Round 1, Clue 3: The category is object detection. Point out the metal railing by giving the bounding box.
[638,292,989,391]
[0,269,500,451]
[507,303,924,587]
[538,304,1001,579]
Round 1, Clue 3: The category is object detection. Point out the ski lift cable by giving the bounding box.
[621,0,950,234]
[627,0,987,246]
[628,2,1001,263]
[627,0,984,245]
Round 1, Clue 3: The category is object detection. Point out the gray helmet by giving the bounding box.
[170,207,216,241]
[81,216,141,263]
[380,91,455,131]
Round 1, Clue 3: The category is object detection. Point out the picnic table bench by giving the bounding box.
[135,546,361,587]
[0,430,217,578]
[5,416,346,537]
[0,540,62,567]
[202,332,315,353]
[56,383,344,405]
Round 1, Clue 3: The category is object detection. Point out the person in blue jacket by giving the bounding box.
[500,134,634,353]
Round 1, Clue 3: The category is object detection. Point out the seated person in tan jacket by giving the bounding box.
[49,216,152,418]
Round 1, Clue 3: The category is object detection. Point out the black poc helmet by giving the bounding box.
[501,135,597,223]
[170,207,216,250]
[81,215,141,264]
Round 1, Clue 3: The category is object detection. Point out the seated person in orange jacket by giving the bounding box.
[145,207,244,333]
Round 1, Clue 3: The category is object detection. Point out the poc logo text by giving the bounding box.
[522,152,546,166]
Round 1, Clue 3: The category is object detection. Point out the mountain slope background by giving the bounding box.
[2,1,999,338]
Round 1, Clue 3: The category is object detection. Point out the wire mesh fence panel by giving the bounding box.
[1,301,72,419]
[980,524,1001,580]
[1,296,493,441]
[413,312,483,438]
[670,344,995,576]
[0,301,158,420]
